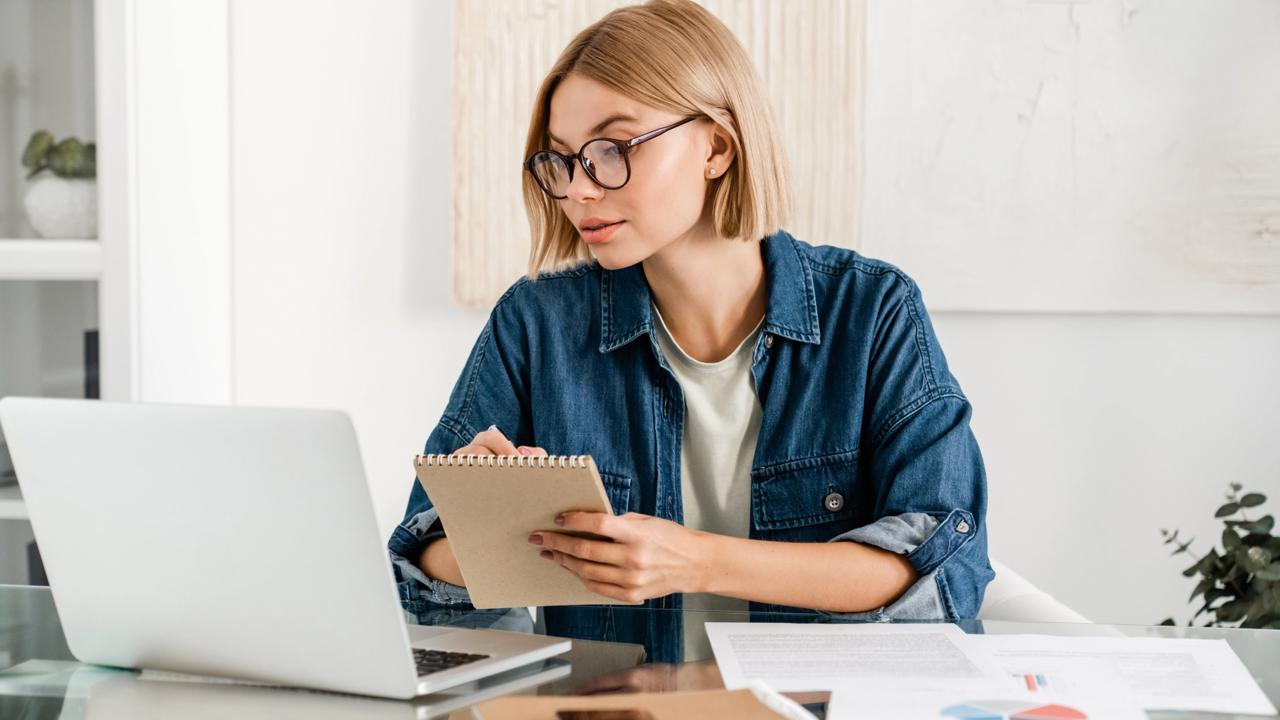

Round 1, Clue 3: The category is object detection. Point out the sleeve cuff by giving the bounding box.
[388,506,474,609]
[823,510,978,621]
[830,509,977,577]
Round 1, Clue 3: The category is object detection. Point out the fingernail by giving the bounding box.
[540,550,553,560]
[527,534,542,545]
[554,514,565,526]
[519,447,534,456]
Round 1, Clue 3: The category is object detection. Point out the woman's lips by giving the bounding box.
[582,221,625,245]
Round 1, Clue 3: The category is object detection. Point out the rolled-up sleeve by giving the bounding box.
[387,292,534,621]
[389,417,477,616]
[826,273,994,621]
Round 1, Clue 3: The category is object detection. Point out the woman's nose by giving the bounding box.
[564,160,604,204]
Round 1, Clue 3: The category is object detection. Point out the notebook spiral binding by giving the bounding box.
[414,454,591,469]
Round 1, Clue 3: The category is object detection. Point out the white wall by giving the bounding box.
[229,0,487,545]
[861,0,1280,315]
[223,1,1280,627]
[933,312,1280,625]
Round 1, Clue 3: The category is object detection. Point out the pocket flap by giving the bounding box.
[751,450,858,530]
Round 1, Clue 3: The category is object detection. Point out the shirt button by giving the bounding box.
[764,334,774,349]
[956,520,970,534]
[824,492,845,512]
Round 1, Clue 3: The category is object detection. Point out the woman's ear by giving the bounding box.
[704,121,736,180]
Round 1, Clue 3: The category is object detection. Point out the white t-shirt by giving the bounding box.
[651,302,764,662]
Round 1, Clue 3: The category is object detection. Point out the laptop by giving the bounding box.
[0,397,572,699]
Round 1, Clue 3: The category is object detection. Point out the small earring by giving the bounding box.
[708,167,717,177]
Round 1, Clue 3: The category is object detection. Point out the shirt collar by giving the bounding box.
[598,229,821,353]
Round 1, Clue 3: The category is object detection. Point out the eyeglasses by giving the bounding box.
[524,116,700,199]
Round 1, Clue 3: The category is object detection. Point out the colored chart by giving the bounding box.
[942,699,1087,720]
[1014,673,1051,691]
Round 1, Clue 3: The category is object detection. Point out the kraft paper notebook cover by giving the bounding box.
[413,453,643,609]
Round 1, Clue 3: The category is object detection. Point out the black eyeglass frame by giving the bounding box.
[524,116,701,199]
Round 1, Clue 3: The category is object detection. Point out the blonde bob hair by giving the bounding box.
[522,0,793,278]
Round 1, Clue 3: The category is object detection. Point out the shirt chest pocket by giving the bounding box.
[599,472,632,516]
[750,450,859,541]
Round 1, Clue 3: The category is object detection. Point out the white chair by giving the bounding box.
[978,558,1089,623]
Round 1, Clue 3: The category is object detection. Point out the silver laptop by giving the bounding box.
[0,397,571,699]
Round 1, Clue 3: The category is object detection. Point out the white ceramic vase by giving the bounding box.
[23,174,98,239]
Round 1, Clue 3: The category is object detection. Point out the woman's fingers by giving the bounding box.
[450,425,518,456]
[557,511,634,543]
[450,426,548,457]
[474,425,520,454]
[454,444,549,457]
[533,531,626,565]
[544,550,621,583]
[578,576,645,604]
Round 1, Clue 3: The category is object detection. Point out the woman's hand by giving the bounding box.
[529,512,711,603]
[452,425,546,458]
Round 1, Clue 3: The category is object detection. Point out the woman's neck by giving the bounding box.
[641,220,767,364]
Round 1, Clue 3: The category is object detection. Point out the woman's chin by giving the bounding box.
[589,244,650,271]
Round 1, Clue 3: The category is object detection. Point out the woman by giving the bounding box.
[388,0,993,664]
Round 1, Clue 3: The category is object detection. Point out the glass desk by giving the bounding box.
[1,584,1276,719]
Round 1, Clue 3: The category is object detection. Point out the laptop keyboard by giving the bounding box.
[413,648,490,676]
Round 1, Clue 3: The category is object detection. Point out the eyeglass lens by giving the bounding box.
[530,139,628,197]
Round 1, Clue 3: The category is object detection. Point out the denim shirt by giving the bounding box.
[387,230,994,663]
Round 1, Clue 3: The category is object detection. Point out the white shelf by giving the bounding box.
[0,486,27,521]
[0,239,102,281]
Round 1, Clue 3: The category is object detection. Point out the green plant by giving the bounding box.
[21,130,96,180]
[1159,484,1280,629]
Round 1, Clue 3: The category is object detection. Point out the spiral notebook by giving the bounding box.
[413,453,642,609]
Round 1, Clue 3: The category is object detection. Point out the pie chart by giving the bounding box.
[941,700,1088,720]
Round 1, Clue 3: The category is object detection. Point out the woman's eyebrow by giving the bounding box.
[547,112,639,147]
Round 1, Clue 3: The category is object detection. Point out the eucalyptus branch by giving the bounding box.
[1160,484,1278,629]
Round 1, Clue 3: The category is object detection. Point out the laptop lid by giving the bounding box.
[0,397,421,698]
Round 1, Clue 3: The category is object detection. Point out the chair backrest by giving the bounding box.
[978,558,1089,623]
